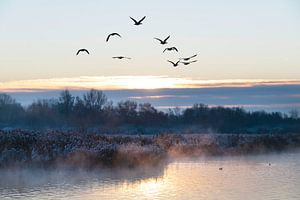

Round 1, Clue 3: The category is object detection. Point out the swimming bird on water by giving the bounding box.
[163,47,178,53]
[180,60,197,65]
[112,56,131,60]
[76,49,90,55]
[168,60,180,67]
[106,33,122,42]
[130,16,146,25]
[154,35,170,45]
[180,54,198,61]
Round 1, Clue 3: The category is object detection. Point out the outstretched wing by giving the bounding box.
[188,54,197,59]
[138,16,146,23]
[182,54,197,61]
[181,62,189,65]
[164,35,170,43]
[167,60,175,65]
[113,33,122,38]
[84,49,90,54]
[182,60,197,65]
[154,38,163,43]
[106,34,111,42]
[130,16,138,24]
[173,47,178,52]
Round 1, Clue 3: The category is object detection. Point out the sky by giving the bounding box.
[0,0,299,85]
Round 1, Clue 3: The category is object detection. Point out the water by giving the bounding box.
[0,152,299,200]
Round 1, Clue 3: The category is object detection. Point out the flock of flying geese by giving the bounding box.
[76,16,198,67]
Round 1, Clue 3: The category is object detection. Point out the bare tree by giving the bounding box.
[289,109,299,119]
[58,90,74,116]
[83,89,108,111]
[0,93,16,105]
[117,100,138,123]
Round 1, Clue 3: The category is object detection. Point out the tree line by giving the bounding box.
[0,90,299,133]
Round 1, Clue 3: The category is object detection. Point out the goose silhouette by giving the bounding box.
[106,33,122,42]
[154,35,170,45]
[163,47,178,53]
[112,56,131,60]
[130,16,146,25]
[168,60,180,67]
[76,49,89,55]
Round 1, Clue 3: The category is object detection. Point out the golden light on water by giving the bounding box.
[1,153,300,200]
[69,160,289,199]
[1,76,300,92]
[137,178,166,197]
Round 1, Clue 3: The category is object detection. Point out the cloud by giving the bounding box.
[1,76,300,92]
[129,95,191,100]
[288,94,300,98]
[157,103,300,111]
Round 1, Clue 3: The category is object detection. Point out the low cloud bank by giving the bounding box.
[1,76,300,92]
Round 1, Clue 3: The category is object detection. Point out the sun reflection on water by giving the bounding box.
[0,153,300,200]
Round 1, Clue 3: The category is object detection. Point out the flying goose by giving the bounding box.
[168,60,180,67]
[154,35,170,45]
[106,33,122,42]
[163,47,178,53]
[112,56,131,60]
[130,16,146,25]
[76,49,90,55]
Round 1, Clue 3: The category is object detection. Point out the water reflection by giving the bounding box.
[1,152,300,200]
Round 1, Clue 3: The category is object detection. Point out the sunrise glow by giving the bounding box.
[1,76,300,92]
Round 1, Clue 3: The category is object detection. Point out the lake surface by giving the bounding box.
[0,151,299,200]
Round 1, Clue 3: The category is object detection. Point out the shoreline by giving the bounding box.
[1,130,300,168]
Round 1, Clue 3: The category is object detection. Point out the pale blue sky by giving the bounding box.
[0,0,299,83]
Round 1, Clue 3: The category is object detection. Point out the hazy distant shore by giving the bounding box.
[0,130,299,168]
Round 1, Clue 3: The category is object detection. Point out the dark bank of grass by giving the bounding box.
[0,130,300,169]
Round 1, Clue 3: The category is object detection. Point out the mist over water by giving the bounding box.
[1,151,299,200]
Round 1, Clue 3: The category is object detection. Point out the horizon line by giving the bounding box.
[1,76,300,93]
